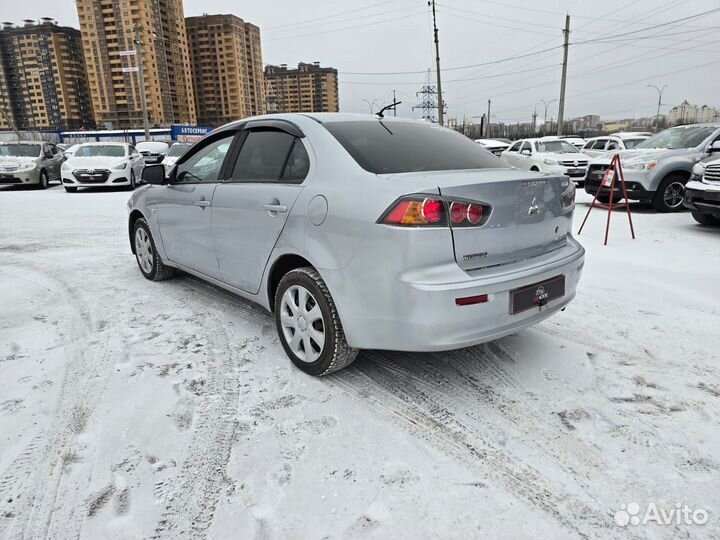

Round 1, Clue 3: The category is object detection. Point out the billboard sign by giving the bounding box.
[170,124,213,142]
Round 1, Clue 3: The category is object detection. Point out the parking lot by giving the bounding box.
[1,183,718,539]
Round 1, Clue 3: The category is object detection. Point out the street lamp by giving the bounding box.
[539,99,557,136]
[647,84,667,132]
[362,99,379,114]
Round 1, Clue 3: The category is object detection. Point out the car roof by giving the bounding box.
[215,112,432,133]
[0,140,43,144]
[76,141,127,146]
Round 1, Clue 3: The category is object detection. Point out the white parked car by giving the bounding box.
[61,144,81,158]
[581,132,652,158]
[136,140,170,165]
[558,135,586,150]
[161,142,192,175]
[61,142,144,192]
[474,138,510,157]
[500,138,592,183]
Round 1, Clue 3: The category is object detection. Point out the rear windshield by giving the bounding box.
[323,120,504,174]
[75,145,125,157]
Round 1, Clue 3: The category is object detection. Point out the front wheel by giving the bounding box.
[275,267,358,376]
[133,218,174,281]
[652,174,687,212]
[38,170,49,190]
[692,212,720,226]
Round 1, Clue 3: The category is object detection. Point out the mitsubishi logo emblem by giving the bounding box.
[528,197,540,215]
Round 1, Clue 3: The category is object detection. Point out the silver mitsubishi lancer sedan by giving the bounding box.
[128,113,584,376]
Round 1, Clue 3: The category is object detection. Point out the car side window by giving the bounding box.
[174,134,234,184]
[582,141,594,151]
[607,141,619,150]
[230,130,297,183]
[507,141,521,152]
[520,142,531,154]
[49,144,58,155]
[281,139,310,182]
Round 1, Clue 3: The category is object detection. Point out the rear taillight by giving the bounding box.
[381,197,447,226]
[380,196,490,228]
[561,184,576,210]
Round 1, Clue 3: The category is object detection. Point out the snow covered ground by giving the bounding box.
[0,183,718,540]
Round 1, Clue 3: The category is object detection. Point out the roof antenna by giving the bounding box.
[376,101,402,119]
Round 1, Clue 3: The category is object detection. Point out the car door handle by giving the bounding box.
[263,204,288,213]
[194,200,211,208]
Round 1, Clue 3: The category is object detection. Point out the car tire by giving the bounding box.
[597,193,621,204]
[38,170,48,190]
[64,186,77,193]
[652,174,687,212]
[274,267,358,376]
[133,217,174,281]
[691,212,720,226]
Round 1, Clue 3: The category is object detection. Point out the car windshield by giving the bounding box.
[623,138,646,149]
[0,144,41,157]
[635,125,717,150]
[74,145,126,157]
[536,141,579,154]
[166,144,191,157]
[323,120,503,174]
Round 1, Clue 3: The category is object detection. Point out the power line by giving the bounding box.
[264,0,404,31]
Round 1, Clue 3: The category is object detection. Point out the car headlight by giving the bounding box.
[624,160,657,171]
[18,163,38,172]
[112,162,128,170]
[691,162,706,178]
[543,158,559,166]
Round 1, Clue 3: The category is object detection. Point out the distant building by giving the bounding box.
[76,0,196,129]
[667,100,719,125]
[185,14,264,127]
[569,115,600,132]
[0,19,94,131]
[265,62,339,114]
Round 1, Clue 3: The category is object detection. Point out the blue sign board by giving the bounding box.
[170,124,213,142]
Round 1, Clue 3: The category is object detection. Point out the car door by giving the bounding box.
[129,145,143,178]
[155,131,237,277]
[212,125,310,294]
[502,141,522,167]
[517,141,532,169]
[47,144,63,178]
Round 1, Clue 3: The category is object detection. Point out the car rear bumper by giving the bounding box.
[684,181,720,217]
[324,238,585,351]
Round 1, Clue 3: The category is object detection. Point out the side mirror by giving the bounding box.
[142,164,165,185]
[521,149,531,156]
[709,141,720,153]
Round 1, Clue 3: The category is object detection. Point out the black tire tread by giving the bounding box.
[134,217,174,281]
[652,173,686,213]
[691,211,720,226]
[277,267,358,376]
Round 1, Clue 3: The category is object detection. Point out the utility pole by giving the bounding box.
[393,89,397,117]
[557,14,570,136]
[134,25,150,141]
[431,0,444,126]
[532,107,538,134]
[486,99,491,138]
[647,84,667,132]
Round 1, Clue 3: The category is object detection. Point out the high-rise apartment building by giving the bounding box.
[76,0,196,129]
[265,62,339,114]
[185,14,264,127]
[0,19,94,131]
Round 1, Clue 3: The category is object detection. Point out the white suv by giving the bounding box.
[501,137,592,184]
[581,132,652,158]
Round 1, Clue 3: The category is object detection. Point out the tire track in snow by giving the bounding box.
[329,347,622,540]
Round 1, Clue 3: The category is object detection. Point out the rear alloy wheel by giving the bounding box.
[275,267,358,376]
[133,218,174,281]
[652,174,686,212]
[38,170,49,190]
[692,212,720,226]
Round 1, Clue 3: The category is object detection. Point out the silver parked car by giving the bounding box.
[0,141,64,189]
[128,113,585,376]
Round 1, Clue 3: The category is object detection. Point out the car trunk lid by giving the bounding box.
[385,169,574,271]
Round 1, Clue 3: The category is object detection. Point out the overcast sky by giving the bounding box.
[4,0,719,124]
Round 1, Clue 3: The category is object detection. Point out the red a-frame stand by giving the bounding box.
[578,153,636,245]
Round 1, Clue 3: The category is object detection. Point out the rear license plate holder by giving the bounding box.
[511,275,565,315]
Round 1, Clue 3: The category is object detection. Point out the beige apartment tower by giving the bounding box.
[76,0,196,129]
[265,62,339,114]
[0,19,94,131]
[185,14,265,127]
